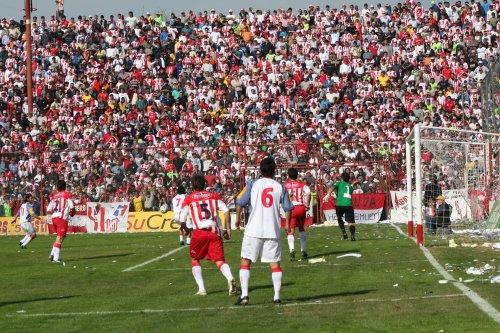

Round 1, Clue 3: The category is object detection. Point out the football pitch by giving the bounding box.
[0,224,498,333]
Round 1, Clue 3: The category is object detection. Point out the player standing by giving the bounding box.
[331,172,356,241]
[235,157,293,305]
[46,180,75,263]
[11,193,38,249]
[284,168,311,261]
[172,186,190,246]
[179,174,236,296]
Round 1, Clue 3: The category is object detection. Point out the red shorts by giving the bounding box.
[190,229,225,262]
[290,205,307,229]
[52,217,68,238]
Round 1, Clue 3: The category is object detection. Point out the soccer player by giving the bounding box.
[284,168,311,261]
[46,180,75,263]
[235,157,293,305]
[172,185,190,246]
[331,172,356,241]
[11,193,38,249]
[179,174,236,296]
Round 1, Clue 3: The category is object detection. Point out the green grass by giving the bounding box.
[0,225,498,332]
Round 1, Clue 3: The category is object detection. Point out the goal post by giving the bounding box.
[406,125,500,245]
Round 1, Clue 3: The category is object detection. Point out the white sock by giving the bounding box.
[299,231,307,252]
[22,236,32,246]
[179,235,184,242]
[239,267,250,297]
[20,235,29,243]
[52,246,61,261]
[186,237,191,245]
[219,263,234,282]
[287,234,295,252]
[272,270,282,301]
[192,265,206,292]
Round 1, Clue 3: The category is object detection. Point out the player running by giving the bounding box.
[179,174,236,296]
[235,157,293,305]
[172,186,190,246]
[46,180,75,263]
[329,172,356,241]
[284,168,311,261]
[11,193,38,249]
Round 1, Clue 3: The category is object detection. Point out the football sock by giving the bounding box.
[186,237,191,245]
[191,264,206,292]
[22,234,36,246]
[52,242,61,261]
[239,265,250,297]
[287,234,295,252]
[271,267,282,301]
[338,219,345,232]
[299,231,307,252]
[20,235,29,243]
[349,225,356,237]
[179,235,184,242]
[218,263,234,282]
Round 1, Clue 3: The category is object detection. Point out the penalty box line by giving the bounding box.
[122,246,186,272]
[6,293,465,318]
[390,223,500,324]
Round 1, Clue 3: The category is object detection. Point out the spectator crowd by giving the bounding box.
[0,1,498,214]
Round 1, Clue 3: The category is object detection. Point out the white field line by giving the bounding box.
[122,246,186,272]
[5,293,465,318]
[125,259,429,273]
[390,223,500,324]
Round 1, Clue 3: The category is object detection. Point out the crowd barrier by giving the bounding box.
[1,193,394,236]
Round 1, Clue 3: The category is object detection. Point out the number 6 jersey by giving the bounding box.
[179,190,229,231]
[236,178,293,239]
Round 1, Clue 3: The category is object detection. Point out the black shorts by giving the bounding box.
[336,206,355,223]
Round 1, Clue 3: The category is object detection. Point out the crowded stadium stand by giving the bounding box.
[0,1,498,218]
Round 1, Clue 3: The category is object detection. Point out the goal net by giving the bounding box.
[406,125,500,244]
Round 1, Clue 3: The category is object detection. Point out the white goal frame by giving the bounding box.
[405,124,499,245]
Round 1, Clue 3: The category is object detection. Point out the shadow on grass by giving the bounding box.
[288,289,376,302]
[0,295,78,308]
[210,282,295,295]
[73,253,135,260]
[308,249,361,259]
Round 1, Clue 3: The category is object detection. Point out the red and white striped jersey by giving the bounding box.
[47,191,74,221]
[284,179,311,206]
[179,191,228,230]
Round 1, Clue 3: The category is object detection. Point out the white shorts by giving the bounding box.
[21,222,35,234]
[241,235,281,263]
[173,212,181,222]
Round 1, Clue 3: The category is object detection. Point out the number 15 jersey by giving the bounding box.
[236,178,293,239]
[179,191,229,230]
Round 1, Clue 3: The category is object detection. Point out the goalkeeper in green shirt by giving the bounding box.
[327,172,356,241]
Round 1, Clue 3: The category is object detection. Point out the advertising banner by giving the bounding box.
[390,189,471,222]
[322,193,386,223]
[0,217,50,236]
[71,202,129,233]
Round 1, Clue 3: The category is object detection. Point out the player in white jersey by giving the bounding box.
[172,186,190,246]
[46,180,75,264]
[235,157,293,305]
[11,193,38,249]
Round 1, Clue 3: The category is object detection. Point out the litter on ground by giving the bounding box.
[466,264,494,275]
[336,253,362,259]
[308,258,326,264]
